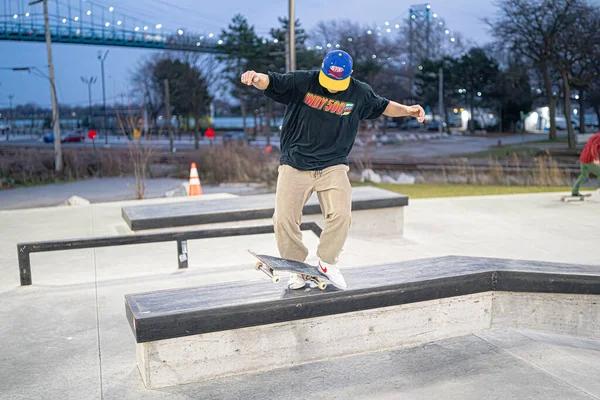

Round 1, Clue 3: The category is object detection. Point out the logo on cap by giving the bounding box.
[328,65,345,79]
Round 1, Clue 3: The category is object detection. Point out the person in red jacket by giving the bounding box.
[571,131,600,196]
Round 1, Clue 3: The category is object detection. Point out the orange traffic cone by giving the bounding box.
[188,162,202,196]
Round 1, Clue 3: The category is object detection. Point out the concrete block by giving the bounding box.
[164,183,188,197]
[136,292,493,389]
[360,169,382,184]
[133,290,600,389]
[65,196,90,206]
[305,206,404,240]
[381,175,398,184]
[396,173,416,184]
[350,206,404,240]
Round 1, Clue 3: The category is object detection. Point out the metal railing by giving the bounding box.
[17,222,322,285]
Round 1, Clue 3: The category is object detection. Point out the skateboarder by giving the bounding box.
[241,50,425,289]
[571,131,600,197]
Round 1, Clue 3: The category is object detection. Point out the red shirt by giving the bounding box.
[580,132,600,164]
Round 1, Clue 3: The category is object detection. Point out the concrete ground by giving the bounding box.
[0,178,269,210]
[181,329,600,400]
[0,189,598,399]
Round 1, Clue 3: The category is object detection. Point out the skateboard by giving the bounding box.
[248,250,329,290]
[561,194,591,202]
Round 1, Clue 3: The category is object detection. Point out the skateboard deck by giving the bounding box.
[248,250,329,290]
[561,194,591,202]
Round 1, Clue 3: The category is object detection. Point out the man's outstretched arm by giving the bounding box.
[383,101,425,122]
[241,70,269,90]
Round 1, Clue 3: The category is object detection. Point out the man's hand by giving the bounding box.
[594,159,599,165]
[382,102,426,120]
[241,70,269,90]
[241,70,259,86]
[408,105,425,123]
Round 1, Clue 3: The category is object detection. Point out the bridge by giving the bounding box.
[1,0,461,60]
[0,0,226,53]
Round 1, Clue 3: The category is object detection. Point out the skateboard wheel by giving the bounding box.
[254,261,263,271]
[318,281,327,290]
[272,275,280,283]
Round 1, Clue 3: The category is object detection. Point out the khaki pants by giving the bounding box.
[273,164,352,265]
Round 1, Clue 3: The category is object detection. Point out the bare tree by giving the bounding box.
[553,1,600,147]
[566,7,600,134]
[130,54,169,125]
[312,20,404,86]
[397,13,469,65]
[487,0,577,140]
[195,54,225,101]
[588,79,600,128]
[115,109,156,199]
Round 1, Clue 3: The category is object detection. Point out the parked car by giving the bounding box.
[63,131,85,142]
[43,131,85,143]
[426,120,447,131]
[554,117,579,131]
[398,120,423,131]
[223,131,246,143]
[0,122,11,134]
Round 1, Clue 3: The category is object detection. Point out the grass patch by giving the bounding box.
[528,137,569,144]
[354,183,592,199]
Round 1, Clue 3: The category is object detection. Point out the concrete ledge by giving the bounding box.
[124,256,600,389]
[137,292,493,388]
[134,292,600,389]
[125,257,600,342]
[126,272,491,343]
[121,186,408,231]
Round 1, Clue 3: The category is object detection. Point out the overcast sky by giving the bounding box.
[0,0,497,108]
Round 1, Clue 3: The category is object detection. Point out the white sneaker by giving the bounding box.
[287,273,306,290]
[318,259,347,289]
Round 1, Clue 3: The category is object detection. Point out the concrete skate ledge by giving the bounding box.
[121,186,408,231]
[125,256,600,389]
[125,256,600,343]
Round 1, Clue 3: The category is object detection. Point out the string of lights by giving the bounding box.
[8,0,460,56]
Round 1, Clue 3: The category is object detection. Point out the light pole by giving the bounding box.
[8,94,14,140]
[426,69,445,133]
[438,67,444,133]
[81,76,97,128]
[29,0,62,172]
[98,50,109,145]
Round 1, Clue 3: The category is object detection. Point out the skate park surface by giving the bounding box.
[1,189,599,399]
